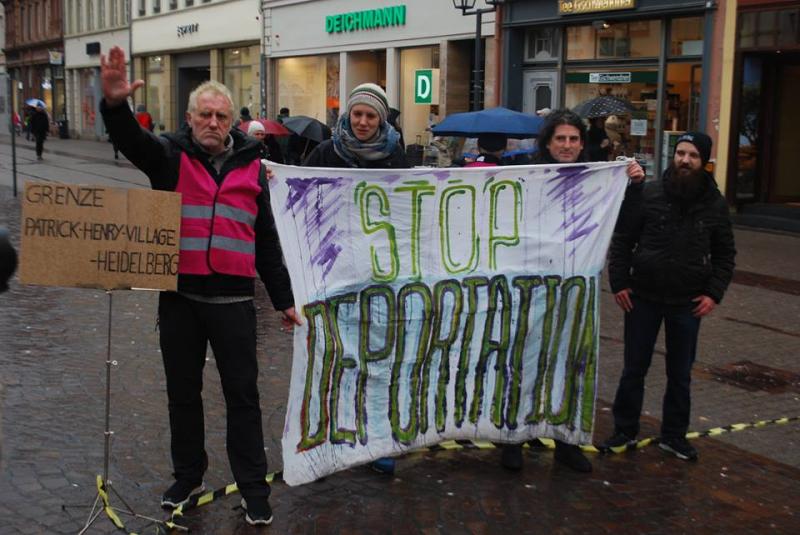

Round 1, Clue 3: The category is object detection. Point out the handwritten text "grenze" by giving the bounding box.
[298,274,598,451]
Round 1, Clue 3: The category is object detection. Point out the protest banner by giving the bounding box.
[20,182,181,291]
[269,161,629,485]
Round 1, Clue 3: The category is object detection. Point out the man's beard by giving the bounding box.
[666,163,706,201]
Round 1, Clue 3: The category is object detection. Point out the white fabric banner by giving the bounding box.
[269,161,629,485]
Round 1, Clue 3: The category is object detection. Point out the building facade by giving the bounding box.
[1,5,9,129]
[503,0,714,179]
[726,0,800,207]
[262,0,498,149]
[64,0,130,139]
[3,0,66,127]
[130,0,261,133]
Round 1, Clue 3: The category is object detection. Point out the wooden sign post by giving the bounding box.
[20,182,181,291]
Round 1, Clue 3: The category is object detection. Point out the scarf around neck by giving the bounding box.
[333,115,400,167]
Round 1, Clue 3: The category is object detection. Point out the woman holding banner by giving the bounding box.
[302,83,408,475]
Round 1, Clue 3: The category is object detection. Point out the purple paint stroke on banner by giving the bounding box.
[310,225,343,278]
[544,165,605,249]
[284,177,348,278]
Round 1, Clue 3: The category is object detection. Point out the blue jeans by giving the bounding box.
[612,295,701,439]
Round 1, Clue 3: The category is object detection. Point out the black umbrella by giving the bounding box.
[573,96,636,119]
[281,115,332,143]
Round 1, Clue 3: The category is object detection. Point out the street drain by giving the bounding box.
[696,360,800,394]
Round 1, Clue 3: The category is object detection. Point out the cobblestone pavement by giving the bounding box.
[0,145,799,534]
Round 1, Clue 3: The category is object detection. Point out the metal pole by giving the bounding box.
[8,75,18,197]
[103,291,113,483]
[474,10,483,111]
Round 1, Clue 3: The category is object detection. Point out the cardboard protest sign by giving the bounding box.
[269,161,629,485]
[20,182,181,291]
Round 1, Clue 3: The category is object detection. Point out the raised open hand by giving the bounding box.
[100,46,144,107]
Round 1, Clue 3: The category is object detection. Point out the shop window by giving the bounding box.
[739,8,800,49]
[153,0,161,14]
[277,55,338,129]
[138,0,145,17]
[87,0,94,31]
[670,17,703,56]
[169,0,177,9]
[186,0,194,6]
[223,48,254,115]
[567,20,660,60]
[525,27,560,62]
[734,56,761,201]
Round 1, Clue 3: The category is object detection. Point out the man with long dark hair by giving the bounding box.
[501,109,644,474]
[601,132,735,462]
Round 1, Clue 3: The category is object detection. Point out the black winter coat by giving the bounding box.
[303,139,409,169]
[99,99,293,307]
[30,110,49,138]
[608,169,736,305]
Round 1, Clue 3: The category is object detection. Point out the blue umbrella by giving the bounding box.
[431,107,543,138]
[25,98,46,109]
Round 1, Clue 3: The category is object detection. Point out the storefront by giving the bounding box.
[131,2,260,132]
[728,0,800,207]
[264,0,496,154]
[504,0,713,179]
[65,29,129,139]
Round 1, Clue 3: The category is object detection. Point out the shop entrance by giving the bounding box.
[732,53,800,204]
[174,51,211,126]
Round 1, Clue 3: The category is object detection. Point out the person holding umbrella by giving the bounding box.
[247,121,285,164]
[303,83,407,169]
[30,104,50,161]
[500,108,645,475]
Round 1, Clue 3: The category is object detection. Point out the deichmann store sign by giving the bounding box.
[326,4,407,33]
[559,0,636,15]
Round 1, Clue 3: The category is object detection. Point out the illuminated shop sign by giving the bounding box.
[326,5,407,33]
[559,0,635,15]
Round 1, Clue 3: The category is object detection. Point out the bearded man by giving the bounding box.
[601,132,736,461]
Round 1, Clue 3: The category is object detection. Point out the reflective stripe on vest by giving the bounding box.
[175,152,261,277]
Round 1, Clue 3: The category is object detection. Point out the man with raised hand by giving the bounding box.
[100,46,300,526]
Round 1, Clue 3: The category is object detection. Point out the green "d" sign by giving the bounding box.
[414,69,439,105]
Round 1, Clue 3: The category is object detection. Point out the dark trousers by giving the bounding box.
[35,134,45,157]
[158,292,269,499]
[612,295,701,439]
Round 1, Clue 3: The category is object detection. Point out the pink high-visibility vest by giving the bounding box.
[175,152,261,277]
[464,161,497,167]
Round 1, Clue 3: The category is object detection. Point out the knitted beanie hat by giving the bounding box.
[478,133,508,153]
[674,132,712,166]
[347,83,389,124]
[247,121,265,136]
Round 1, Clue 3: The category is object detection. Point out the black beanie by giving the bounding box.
[478,133,508,153]
[674,132,712,166]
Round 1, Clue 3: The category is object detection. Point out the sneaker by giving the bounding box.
[370,457,395,475]
[600,431,637,451]
[241,497,273,526]
[501,444,523,471]
[160,480,205,509]
[554,441,593,473]
[659,437,698,461]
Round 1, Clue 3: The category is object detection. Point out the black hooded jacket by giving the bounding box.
[608,168,736,305]
[100,100,293,307]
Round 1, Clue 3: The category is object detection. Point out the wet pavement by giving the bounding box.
[0,139,799,534]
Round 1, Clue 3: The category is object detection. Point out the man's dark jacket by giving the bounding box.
[608,169,736,305]
[303,139,409,168]
[100,100,293,308]
[30,109,49,138]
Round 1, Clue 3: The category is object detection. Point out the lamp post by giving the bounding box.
[452,0,502,111]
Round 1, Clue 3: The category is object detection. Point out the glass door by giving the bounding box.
[565,68,659,179]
